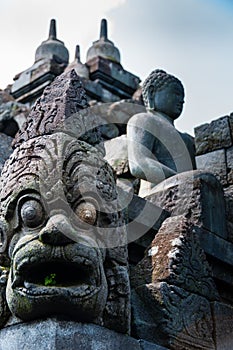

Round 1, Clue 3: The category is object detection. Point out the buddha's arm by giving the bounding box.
[127,113,177,185]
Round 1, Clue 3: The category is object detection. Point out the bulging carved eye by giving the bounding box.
[21,200,45,228]
[75,202,97,226]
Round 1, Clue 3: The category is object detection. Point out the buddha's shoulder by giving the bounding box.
[128,111,159,127]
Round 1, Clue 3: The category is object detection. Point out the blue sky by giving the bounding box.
[1,0,233,135]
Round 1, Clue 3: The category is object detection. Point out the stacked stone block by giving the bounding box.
[128,117,233,348]
[195,114,233,245]
[195,114,233,187]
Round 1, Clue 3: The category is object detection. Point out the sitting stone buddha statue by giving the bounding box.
[127,70,228,349]
[127,69,196,196]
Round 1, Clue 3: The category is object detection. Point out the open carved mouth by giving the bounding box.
[12,259,100,297]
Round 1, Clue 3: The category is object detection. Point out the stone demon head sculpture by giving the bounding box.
[0,70,130,334]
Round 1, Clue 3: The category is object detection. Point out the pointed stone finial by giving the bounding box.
[64,45,89,79]
[75,45,81,62]
[86,18,121,64]
[100,19,108,40]
[49,19,57,40]
[35,19,69,64]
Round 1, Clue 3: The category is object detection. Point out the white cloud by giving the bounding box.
[1,0,233,135]
[0,0,126,86]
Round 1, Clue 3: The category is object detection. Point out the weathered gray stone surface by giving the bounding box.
[199,229,233,271]
[224,186,233,242]
[228,113,233,141]
[87,56,140,99]
[131,215,217,349]
[145,170,227,239]
[0,319,166,350]
[131,289,162,344]
[212,302,233,350]
[85,19,140,101]
[194,116,232,155]
[4,61,233,349]
[104,134,129,175]
[0,90,14,104]
[132,215,219,301]
[226,146,233,184]
[131,211,233,349]
[86,19,120,64]
[0,71,130,334]
[106,99,145,126]
[133,282,215,349]
[197,227,233,300]
[128,194,169,232]
[139,340,168,350]
[127,194,169,245]
[196,149,227,185]
[65,45,89,79]
[0,100,29,136]
[0,133,13,172]
[226,220,233,243]
[100,122,119,139]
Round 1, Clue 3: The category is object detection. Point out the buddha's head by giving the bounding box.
[142,69,185,120]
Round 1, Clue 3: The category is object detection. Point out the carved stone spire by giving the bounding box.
[86,18,121,64]
[100,18,108,40]
[13,70,90,147]
[48,18,56,40]
[75,45,81,62]
[64,45,89,79]
[35,19,69,64]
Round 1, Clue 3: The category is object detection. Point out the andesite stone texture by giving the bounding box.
[224,185,233,243]
[145,170,227,239]
[65,45,89,79]
[131,216,218,349]
[213,302,233,350]
[194,115,233,156]
[3,62,233,349]
[12,69,102,150]
[0,71,131,337]
[226,146,233,184]
[0,133,13,172]
[104,134,129,175]
[132,215,219,301]
[0,90,29,137]
[35,19,69,64]
[196,149,227,186]
[0,319,167,350]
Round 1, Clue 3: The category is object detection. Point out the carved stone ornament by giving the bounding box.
[0,70,130,334]
[131,215,218,349]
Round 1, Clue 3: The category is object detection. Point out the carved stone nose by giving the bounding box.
[39,217,73,246]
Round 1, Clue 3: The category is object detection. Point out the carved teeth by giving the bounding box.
[17,283,97,297]
[24,281,35,289]
[18,287,27,294]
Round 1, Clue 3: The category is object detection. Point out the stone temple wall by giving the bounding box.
[195,114,233,187]
[103,110,233,349]
[195,114,233,248]
[1,73,233,348]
